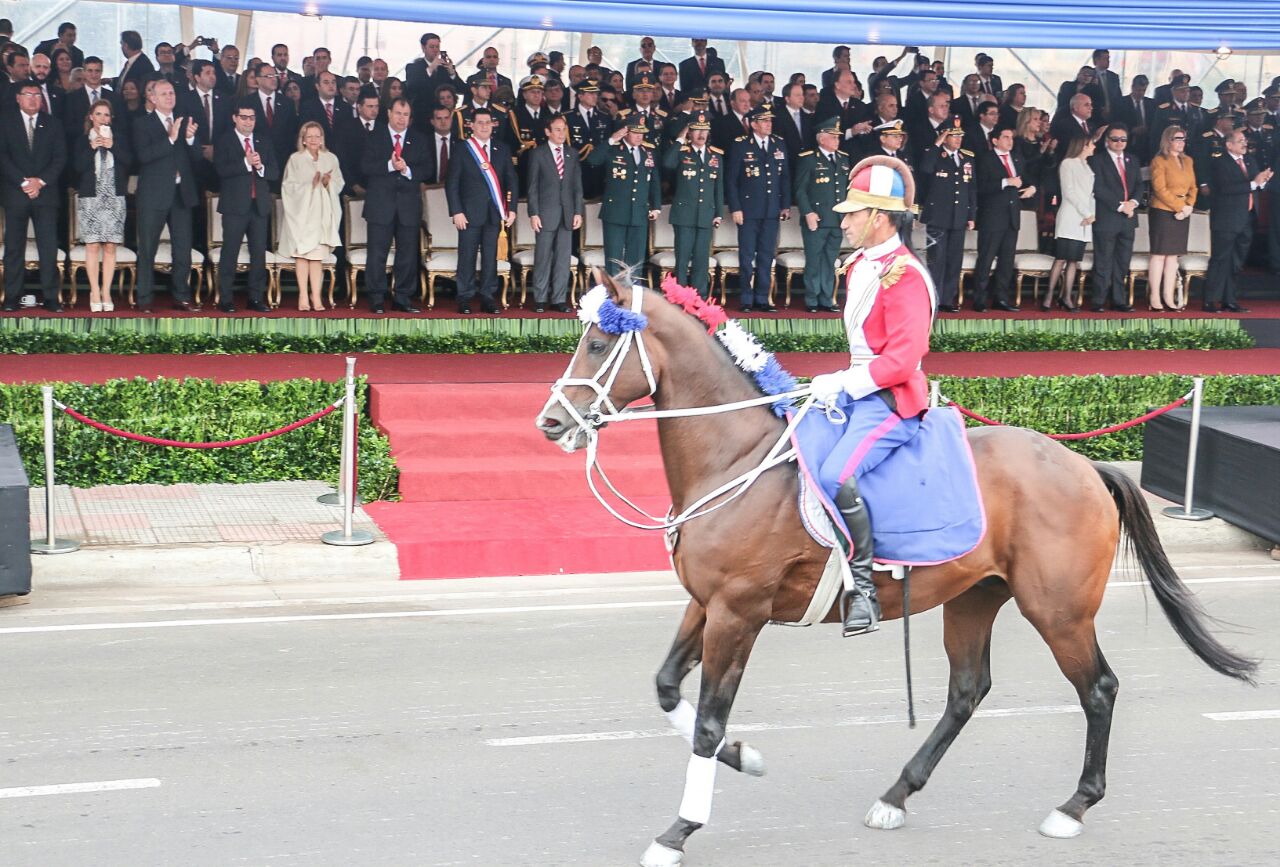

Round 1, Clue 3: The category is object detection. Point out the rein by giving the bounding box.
[544,287,821,532]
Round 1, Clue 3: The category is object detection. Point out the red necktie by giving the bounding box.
[244,137,256,199]
[1237,157,1252,209]
[265,96,274,126]
[699,57,705,76]
[554,145,564,178]
[1000,153,1014,178]
[742,115,749,134]
[393,133,402,160]
[438,137,449,178]
[325,102,334,126]
[1115,155,1128,200]
[40,89,49,114]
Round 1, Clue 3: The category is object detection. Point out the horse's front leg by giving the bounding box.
[641,601,767,867]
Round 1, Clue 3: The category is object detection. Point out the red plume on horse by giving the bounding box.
[535,156,1257,867]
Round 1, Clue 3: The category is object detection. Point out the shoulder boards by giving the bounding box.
[618,108,632,117]
[655,109,668,117]
[679,144,692,151]
[797,150,814,157]
[641,141,655,149]
[708,146,724,154]
[959,148,974,156]
[1212,152,1223,157]
[1158,102,1171,109]
[1265,124,1275,130]
[734,135,748,142]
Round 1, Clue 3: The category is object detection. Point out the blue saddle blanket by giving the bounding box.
[790,403,986,566]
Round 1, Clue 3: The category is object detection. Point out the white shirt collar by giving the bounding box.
[818,146,836,158]
[863,233,901,259]
[389,125,407,140]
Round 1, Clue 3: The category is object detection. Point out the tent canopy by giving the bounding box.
[165,0,1280,50]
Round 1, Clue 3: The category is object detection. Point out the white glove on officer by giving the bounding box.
[808,372,848,404]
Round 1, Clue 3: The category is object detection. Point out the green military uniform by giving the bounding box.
[615,74,666,147]
[586,116,663,274]
[792,117,851,309]
[662,110,723,297]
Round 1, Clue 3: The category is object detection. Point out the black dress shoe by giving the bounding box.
[457,302,471,314]
[1201,304,1219,313]
[1223,303,1251,313]
[972,303,988,312]
[992,301,1020,312]
[2,303,18,312]
[42,302,63,313]
[739,305,753,313]
[1113,304,1135,313]
[173,300,198,312]
[137,307,153,315]
[551,303,570,313]
[392,302,421,314]
[758,304,778,313]
[820,304,841,313]
[371,303,386,314]
[218,303,237,313]
[247,301,271,313]
[1089,305,1106,313]
[534,304,546,313]
[939,304,961,313]
[480,298,499,314]
[806,306,819,313]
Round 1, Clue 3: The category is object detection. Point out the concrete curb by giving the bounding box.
[1115,461,1272,555]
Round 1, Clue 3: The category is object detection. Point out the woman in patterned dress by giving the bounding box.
[72,99,129,312]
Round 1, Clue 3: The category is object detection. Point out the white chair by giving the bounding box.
[421,185,510,307]
[775,207,806,306]
[272,195,337,308]
[204,193,271,306]
[1013,210,1053,306]
[1126,212,1152,306]
[512,202,579,307]
[711,211,739,304]
[1178,212,1212,303]
[956,229,980,305]
[344,195,401,308]
[578,200,607,281]
[65,193,131,308]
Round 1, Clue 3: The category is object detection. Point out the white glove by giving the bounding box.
[808,372,848,404]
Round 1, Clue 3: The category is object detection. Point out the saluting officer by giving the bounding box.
[586,114,662,274]
[791,116,850,312]
[663,110,724,297]
[615,73,666,146]
[567,78,611,198]
[726,104,791,312]
[917,114,977,312]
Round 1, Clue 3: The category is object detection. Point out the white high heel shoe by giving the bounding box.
[103,302,115,312]
[89,302,103,313]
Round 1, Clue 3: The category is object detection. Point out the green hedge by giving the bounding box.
[0,378,398,502]
[0,326,1253,356]
[938,374,1280,461]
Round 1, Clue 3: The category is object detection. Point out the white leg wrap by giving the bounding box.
[665,699,696,746]
[677,753,719,826]
[1038,809,1084,839]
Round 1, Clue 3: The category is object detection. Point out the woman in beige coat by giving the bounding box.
[278,121,344,311]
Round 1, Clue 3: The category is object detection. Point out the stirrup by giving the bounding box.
[840,589,880,637]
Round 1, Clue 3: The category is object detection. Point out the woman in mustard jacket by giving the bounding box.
[1147,125,1197,311]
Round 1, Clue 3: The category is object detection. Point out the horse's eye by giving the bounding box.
[588,340,607,354]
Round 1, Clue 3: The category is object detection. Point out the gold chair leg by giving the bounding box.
[428,274,436,308]
[67,264,80,307]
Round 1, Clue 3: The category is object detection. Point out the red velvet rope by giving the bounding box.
[947,394,1190,440]
[58,401,341,449]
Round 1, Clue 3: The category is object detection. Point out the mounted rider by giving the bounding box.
[807,156,935,637]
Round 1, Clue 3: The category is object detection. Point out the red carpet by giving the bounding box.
[366,382,671,579]
[3,348,1280,386]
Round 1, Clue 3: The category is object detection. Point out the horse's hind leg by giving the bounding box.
[867,582,1010,829]
[1032,621,1119,838]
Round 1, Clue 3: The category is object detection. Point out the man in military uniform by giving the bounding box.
[510,74,550,187]
[454,72,497,138]
[791,117,849,312]
[1242,98,1274,164]
[615,74,666,145]
[726,105,792,312]
[1194,109,1240,211]
[1151,79,1200,157]
[917,115,976,312]
[567,78,611,198]
[855,118,913,173]
[663,110,724,297]
[586,115,662,274]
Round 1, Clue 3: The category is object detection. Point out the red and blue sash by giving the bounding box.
[466,138,507,219]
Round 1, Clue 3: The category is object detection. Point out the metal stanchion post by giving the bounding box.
[929,380,941,409]
[317,358,361,507]
[30,386,80,554]
[323,357,374,546]
[1163,377,1214,522]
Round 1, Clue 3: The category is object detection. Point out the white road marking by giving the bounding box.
[486,704,1082,747]
[1107,574,1280,588]
[0,778,161,800]
[1204,710,1280,721]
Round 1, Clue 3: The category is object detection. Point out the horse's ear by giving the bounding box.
[599,269,632,307]
[592,267,612,299]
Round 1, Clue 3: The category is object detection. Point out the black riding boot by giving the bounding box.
[836,476,880,637]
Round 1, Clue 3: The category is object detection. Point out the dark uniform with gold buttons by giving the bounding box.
[1193,110,1240,212]
[615,74,666,147]
[791,116,850,311]
[662,110,724,297]
[726,104,791,311]
[585,114,662,274]
[918,114,977,311]
[510,74,551,190]
[566,79,612,198]
[1242,98,1275,164]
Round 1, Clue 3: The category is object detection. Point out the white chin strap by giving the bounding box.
[542,287,657,437]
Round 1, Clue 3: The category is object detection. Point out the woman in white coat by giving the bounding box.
[1041,134,1097,312]
[278,121,344,311]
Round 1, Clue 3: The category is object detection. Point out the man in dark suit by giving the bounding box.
[270,43,302,90]
[214,105,277,312]
[962,101,1001,157]
[919,116,977,312]
[182,59,231,186]
[951,74,987,127]
[338,90,382,194]
[1087,123,1141,311]
[29,53,64,121]
[817,70,871,138]
[1050,93,1097,159]
[974,54,1003,102]
[405,32,464,117]
[132,79,200,312]
[1091,49,1124,122]
[362,98,431,314]
[1116,75,1155,161]
[1056,67,1104,118]
[774,82,813,163]
[474,46,512,96]
[973,127,1035,311]
[0,82,66,312]
[115,30,155,90]
[245,61,297,177]
[35,21,84,71]
[298,70,348,144]
[446,106,517,314]
[1205,131,1272,312]
[422,105,455,185]
[625,37,666,91]
[64,57,113,136]
[0,46,31,109]
[678,39,725,95]
[525,115,584,312]
[214,44,242,96]
[910,91,954,163]
[712,89,754,153]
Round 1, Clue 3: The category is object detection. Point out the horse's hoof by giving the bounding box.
[1038,809,1084,839]
[738,742,766,777]
[640,839,683,867]
[864,799,906,830]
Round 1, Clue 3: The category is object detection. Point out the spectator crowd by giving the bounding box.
[0,18,1276,316]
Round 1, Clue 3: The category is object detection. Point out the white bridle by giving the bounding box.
[540,287,814,532]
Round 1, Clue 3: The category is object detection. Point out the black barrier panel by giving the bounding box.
[1142,406,1280,545]
[0,424,32,596]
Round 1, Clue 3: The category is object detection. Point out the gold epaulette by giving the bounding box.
[708,146,724,154]
[734,135,748,142]
[880,256,909,289]
[655,108,667,117]
[1158,102,1171,109]
[959,148,974,156]
[618,108,632,117]
[798,150,814,157]
[1212,151,1223,157]
[641,140,655,149]
[1203,131,1215,137]
[1264,124,1275,130]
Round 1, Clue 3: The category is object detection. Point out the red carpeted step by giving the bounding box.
[364,497,673,579]
[395,454,670,502]
[378,419,660,459]
[371,382,556,423]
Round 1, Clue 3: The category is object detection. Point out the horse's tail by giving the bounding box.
[1092,462,1258,684]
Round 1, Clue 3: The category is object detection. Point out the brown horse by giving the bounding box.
[535,273,1257,867]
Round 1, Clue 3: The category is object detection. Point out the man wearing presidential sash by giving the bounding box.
[446,106,519,314]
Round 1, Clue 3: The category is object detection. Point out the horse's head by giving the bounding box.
[536,270,662,452]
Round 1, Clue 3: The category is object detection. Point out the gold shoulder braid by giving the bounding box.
[879,256,908,289]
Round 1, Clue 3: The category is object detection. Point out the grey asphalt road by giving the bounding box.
[1,561,1277,867]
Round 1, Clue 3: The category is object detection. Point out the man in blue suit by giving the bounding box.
[726,105,791,312]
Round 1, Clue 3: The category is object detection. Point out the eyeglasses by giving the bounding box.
[1108,137,1128,142]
